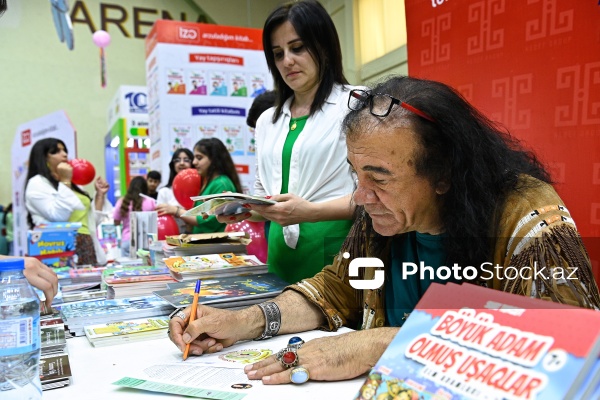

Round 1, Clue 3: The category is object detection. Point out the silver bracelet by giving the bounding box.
[254,302,281,340]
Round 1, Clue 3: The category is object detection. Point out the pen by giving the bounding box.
[183,279,201,361]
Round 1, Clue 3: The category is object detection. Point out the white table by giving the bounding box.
[44,331,364,400]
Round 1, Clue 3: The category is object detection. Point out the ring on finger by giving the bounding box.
[174,310,186,320]
[279,348,299,369]
[290,366,310,384]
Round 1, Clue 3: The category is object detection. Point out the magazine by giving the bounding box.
[184,193,276,217]
[354,282,600,400]
[153,273,288,308]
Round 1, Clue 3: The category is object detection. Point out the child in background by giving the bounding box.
[113,177,155,257]
[146,170,161,200]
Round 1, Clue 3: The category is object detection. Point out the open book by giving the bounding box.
[183,193,276,217]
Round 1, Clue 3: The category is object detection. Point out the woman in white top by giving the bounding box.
[156,148,194,234]
[230,0,360,283]
[24,138,112,265]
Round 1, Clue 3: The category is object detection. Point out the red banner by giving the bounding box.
[406,0,600,282]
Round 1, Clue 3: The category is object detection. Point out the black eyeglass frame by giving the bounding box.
[348,89,436,122]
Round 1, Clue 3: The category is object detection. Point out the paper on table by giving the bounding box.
[113,328,354,399]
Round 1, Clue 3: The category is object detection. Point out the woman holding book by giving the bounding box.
[157,138,242,234]
[221,0,362,284]
[24,138,112,265]
[113,176,156,257]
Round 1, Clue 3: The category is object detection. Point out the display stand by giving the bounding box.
[145,20,272,193]
[104,86,150,204]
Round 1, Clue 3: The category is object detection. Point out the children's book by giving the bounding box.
[84,316,170,347]
[59,295,174,336]
[163,253,267,281]
[152,273,288,308]
[354,282,600,400]
[184,193,275,217]
[101,265,174,285]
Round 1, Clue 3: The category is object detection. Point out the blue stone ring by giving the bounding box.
[290,366,310,384]
[288,336,305,350]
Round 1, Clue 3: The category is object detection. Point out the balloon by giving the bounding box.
[68,159,96,186]
[92,30,111,48]
[226,221,268,263]
[172,169,202,209]
[157,215,179,240]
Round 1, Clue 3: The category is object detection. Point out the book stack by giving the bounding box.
[59,295,175,336]
[84,316,170,347]
[153,272,289,309]
[163,252,267,282]
[54,266,105,292]
[101,265,177,299]
[39,311,72,390]
[163,231,250,258]
[355,282,600,400]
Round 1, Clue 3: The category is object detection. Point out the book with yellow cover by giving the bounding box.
[84,316,170,347]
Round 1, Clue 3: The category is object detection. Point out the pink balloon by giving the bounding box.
[157,215,179,240]
[226,221,267,263]
[92,30,111,48]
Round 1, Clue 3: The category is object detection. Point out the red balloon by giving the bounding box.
[172,169,202,209]
[226,221,268,263]
[68,159,96,185]
[157,215,180,240]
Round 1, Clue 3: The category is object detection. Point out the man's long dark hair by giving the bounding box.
[262,0,348,122]
[193,138,243,193]
[342,75,551,269]
[25,138,91,227]
[119,176,148,217]
[165,148,194,188]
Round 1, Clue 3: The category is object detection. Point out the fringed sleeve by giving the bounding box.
[493,184,600,309]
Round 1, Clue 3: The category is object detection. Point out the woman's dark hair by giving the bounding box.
[119,176,148,217]
[25,138,91,227]
[342,75,551,270]
[165,148,194,188]
[263,0,348,122]
[2,203,11,226]
[193,138,243,193]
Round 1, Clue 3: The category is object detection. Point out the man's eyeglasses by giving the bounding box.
[173,158,191,163]
[348,89,435,122]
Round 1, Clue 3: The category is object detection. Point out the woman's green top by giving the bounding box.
[268,115,352,284]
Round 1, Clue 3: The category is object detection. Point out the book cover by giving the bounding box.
[60,295,172,321]
[41,325,67,354]
[354,282,600,400]
[163,253,264,275]
[184,193,275,217]
[84,316,169,347]
[102,265,173,285]
[153,273,287,308]
[40,352,72,389]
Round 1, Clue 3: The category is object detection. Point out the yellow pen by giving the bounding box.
[183,279,201,361]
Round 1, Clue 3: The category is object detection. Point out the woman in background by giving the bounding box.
[156,148,194,234]
[113,176,155,257]
[157,138,242,234]
[24,138,112,265]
